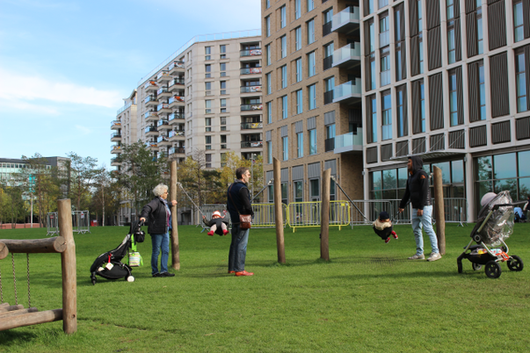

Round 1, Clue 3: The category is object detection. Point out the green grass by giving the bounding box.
[1,223,530,352]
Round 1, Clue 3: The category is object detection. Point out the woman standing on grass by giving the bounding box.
[140,184,177,277]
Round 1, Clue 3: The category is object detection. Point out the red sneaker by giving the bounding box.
[223,229,228,235]
[385,237,391,244]
[235,271,254,276]
[228,271,235,274]
[392,231,398,239]
[207,230,214,236]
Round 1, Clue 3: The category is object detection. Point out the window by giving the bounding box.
[296,58,303,82]
[280,6,286,28]
[220,63,226,77]
[379,14,389,48]
[205,99,212,114]
[419,35,424,74]
[220,45,226,59]
[326,123,335,143]
[220,98,227,107]
[369,55,376,90]
[310,178,319,201]
[396,86,406,137]
[281,35,287,58]
[266,16,271,37]
[477,2,483,54]
[294,180,303,202]
[324,76,334,104]
[449,71,458,126]
[205,46,211,60]
[221,116,227,131]
[205,117,212,132]
[308,51,316,77]
[296,89,303,114]
[516,50,528,113]
[295,0,301,19]
[205,81,211,95]
[266,72,272,94]
[205,64,211,78]
[266,44,272,66]
[307,19,315,44]
[514,1,525,42]
[266,0,270,9]
[297,132,304,157]
[382,91,392,140]
[379,0,388,8]
[205,135,212,150]
[447,22,456,64]
[370,95,377,142]
[368,20,375,54]
[380,49,390,86]
[324,42,334,70]
[323,8,333,36]
[267,141,272,164]
[282,136,289,160]
[308,84,317,110]
[267,101,272,124]
[282,95,288,119]
[420,82,425,132]
[478,62,486,119]
[221,135,227,149]
[309,128,317,155]
[281,65,287,89]
[447,0,454,20]
[308,0,314,12]
[295,26,302,51]
[220,81,227,95]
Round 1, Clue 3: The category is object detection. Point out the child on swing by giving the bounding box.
[372,211,398,244]
[202,210,229,236]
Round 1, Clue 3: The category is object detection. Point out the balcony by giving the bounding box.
[168,96,185,108]
[169,130,185,140]
[157,119,170,130]
[332,42,361,69]
[241,103,263,111]
[241,122,263,130]
[240,48,262,57]
[157,87,171,99]
[241,140,263,148]
[110,132,121,142]
[333,128,363,153]
[168,61,184,74]
[169,146,185,155]
[110,120,121,130]
[240,67,262,75]
[157,103,171,114]
[333,78,362,104]
[157,135,171,147]
[331,6,360,34]
[145,95,158,107]
[116,101,132,115]
[168,113,185,124]
[240,86,262,94]
[110,145,122,154]
[144,81,158,92]
[147,141,159,151]
[169,78,185,91]
[110,157,121,166]
[144,111,158,122]
[156,71,171,83]
[145,126,158,137]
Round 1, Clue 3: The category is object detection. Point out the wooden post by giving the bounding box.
[57,199,77,334]
[433,166,446,255]
[170,160,180,270]
[273,158,286,263]
[0,237,66,259]
[0,309,63,331]
[320,169,331,261]
[0,241,7,260]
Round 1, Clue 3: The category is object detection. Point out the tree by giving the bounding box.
[91,168,122,226]
[219,152,264,201]
[66,152,102,211]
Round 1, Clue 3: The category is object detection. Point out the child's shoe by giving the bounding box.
[385,237,391,243]
[223,229,228,235]
[207,230,214,236]
[392,231,398,239]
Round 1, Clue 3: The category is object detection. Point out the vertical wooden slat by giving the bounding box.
[455,18,462,62]
[412,79,422,133]
[467,60,480,122]
[409,0,418,36]
[488,0,507,50]
[456,66,464,125]
[466,12,478,58]
[490,52,509,117]
[428,26,442,70]
[429,73,444,130]
[410,36,420,76]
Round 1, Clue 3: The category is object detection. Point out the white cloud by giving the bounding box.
[0,69,122,108]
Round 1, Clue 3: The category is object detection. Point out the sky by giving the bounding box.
[0,0,261,168]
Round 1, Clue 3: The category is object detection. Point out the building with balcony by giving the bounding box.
[361,0,530,221]
[112,90,137,169]
[262,0,364,204]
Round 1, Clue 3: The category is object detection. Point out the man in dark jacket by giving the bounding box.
[398,156,441,261]
[140,184,177,277]
[227,167,254,276]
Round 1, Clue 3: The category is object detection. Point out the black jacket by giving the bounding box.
[227,180,254,224]
[203,214,230,235]
[140,197,170,234]
[399,156,431,210]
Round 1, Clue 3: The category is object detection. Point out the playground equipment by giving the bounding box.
[287,201,351,232]
[0,199,77,333]
[47,210,90,236]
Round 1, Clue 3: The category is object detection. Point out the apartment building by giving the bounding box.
[262,0,364,204]
[111,90,138,169]
[362,0,530,220]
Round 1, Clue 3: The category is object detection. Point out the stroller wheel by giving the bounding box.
[485,261,502,279]
[473,234,482,243]
[472,263,482,271]
[507,255,524,272]
[127,276,135,282]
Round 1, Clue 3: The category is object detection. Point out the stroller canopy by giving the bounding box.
[476,191,514,246]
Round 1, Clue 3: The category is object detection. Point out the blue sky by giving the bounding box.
[0,0,261,168]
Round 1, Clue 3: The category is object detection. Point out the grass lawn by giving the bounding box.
[1,222,529,352]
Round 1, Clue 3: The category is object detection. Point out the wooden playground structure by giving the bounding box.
[0,199,77,334]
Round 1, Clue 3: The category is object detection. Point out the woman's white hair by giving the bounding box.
[153,184,168,197]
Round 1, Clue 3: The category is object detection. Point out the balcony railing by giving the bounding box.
[334,128,363,153]
[157,119,169,127]
[110,145,121,152]
[323,55,333,70]
[169,113,185,121]
[145,126,158,134]
[241,122,263,129]
[116,101,132,115]
[323,21,332,36]
[332,43,361,66]
[324,90,334,104]
[169,78,185,87]
[241,140,263,148]
[241,67,262,75]
[110,132,121,139]
[144,95,157,104]
[143,81,158,90]
[157,103,170,111]
[240,86,262,93]
[156,71,171,80]
[333,78,362,103]
[331,6,360,32]
[168,61,184,71]
[110,120,121,127]
[144,111,158,120]
[157,136,169,143]
[169,147,185,154]
[241,103,263,111]
[240,48,262,57]
[169,130,185,138]
[168,96,184,105]
[157,87,169,95]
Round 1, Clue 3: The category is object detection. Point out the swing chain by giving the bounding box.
[0,263,3,303]
[11,253,18,305]
[27,253,31,308]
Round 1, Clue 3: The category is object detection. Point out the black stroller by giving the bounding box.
[457,191,524,278]
[90,221,145,285]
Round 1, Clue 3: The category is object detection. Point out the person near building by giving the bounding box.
[226,167,254,276]
[140,184,177,277]
[398,156,441,262]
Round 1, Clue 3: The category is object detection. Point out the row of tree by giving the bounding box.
[0,143,263,227]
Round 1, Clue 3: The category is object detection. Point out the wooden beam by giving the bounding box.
[0,307,38,319]
[0,309,63,332]
[0,237,66,259]
[273,158,286,264]
[433,166,446,255]
[0,304,24,313]
[58,199,77,334]
[0,242,7,260]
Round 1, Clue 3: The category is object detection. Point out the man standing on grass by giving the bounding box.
[227,167,254,276]
[398,156,441,262]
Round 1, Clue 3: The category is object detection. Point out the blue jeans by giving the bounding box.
[228,225,250,272]
[411,205,439,255]
[151,232,169,274]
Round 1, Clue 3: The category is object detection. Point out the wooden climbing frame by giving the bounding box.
[0,199,77,334]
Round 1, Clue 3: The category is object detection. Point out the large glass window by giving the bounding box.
[477,3,483,54]
[266,44,271,66]
[296,89,303,114]
[297,132,304,157]
[308,0,315,12]
[308,84,317,110]
[296,58,303,82]
[295,0,301,19]
[266,72,272,95]
[381,91,392,140]
[267,141,272,164]
[295,26,302,51]
[379,14,389,47]
[371,95,377,142]
[420,82,426,132]
[447,26,456,64]
[516,50,528,113]
[308,51,316,77]
[281,95,288,119]
[479,62,486,120]
[282,136,289,161]
[449,71,458,126]
[267,101,272,124]
[309,128,317,155]
[294,180,303,202]
[281,65,287,89]
[307,19,315,44]
[280,6,286,28]
[310,179,319,201]
[281,36,287,58]
[266,16,271,37]
[514,1,524,42]
[396,87,405,137]
[380,49,391,86]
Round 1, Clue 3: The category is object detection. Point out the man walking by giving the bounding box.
[398,156,441,262]
[227,167,254,276]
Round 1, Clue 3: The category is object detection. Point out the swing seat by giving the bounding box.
[0,302,63,331]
